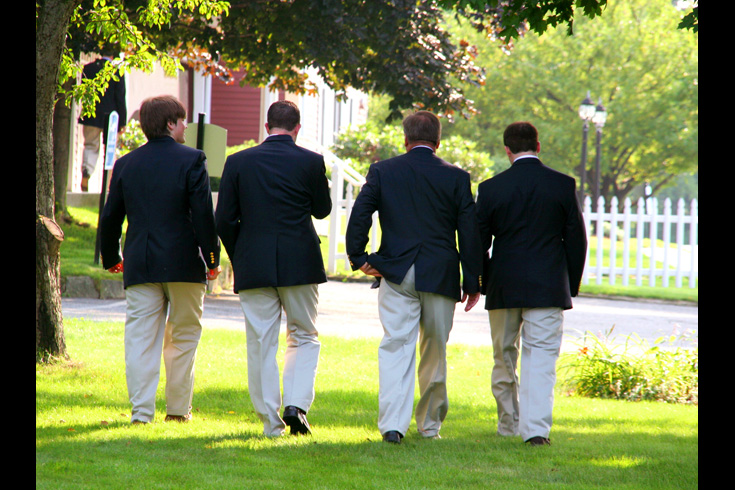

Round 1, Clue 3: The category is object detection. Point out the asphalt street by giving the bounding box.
[62,280,698,351]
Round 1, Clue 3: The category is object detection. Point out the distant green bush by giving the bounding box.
[559,326,698,405]
[331,122,497,191]
[226,139,259,156]
[116,119,146,157]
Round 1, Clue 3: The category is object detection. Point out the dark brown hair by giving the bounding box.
[139,95,187,140]
[402,110,441,146]
[503,122,538,153]
[267,100,300,131]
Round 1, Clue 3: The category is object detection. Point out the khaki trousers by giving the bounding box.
[238,284,320,436]
[124,282,206,423]
[488,307,563,441]
[377,265,456,438]
[82,125,102,176]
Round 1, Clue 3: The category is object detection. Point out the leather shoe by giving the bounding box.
[382,430,403,444]
[283,406,311,435]
[164,413,192,422]
[81,169,90,192]
[525,436,551,446]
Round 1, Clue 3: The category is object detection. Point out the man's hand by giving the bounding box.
[108,261,124,274]
[359,262,382,277]
[207,266,222,280]
[460,292,481,312]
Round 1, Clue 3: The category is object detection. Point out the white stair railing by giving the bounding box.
[316,147,379,274]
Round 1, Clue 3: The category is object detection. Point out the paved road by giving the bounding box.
[61,280,698,351]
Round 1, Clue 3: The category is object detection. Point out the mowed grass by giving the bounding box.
[37,318,698,490]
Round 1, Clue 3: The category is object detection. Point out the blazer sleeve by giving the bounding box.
[99,162,126,270]
[187,153,221,269]
[456,173,483,295]
[311,156,332,220]
[475,183,494,295]
[215,156,241,262]
[562,181,588,297]
[345,163,380,271]
[114,75,127,129]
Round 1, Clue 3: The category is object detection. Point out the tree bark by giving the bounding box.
[36,0,78,362]
[53,79,75,223]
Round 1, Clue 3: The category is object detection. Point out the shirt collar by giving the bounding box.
[513,154,540,163]
[410,145,435,153]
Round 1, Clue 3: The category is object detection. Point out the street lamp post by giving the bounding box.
[577,91,596,204]
[592,97,607,204]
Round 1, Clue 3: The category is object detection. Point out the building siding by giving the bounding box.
[211,71,263,147]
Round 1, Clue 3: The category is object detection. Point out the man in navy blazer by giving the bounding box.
[346,111,483,443]
[476,121,587,446]
[215,100,331,437]
[100,95,221,424]
[78,51,127,191]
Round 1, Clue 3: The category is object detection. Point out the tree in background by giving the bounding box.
[209,0,486,122]
[37,0,229,363]
[331,121,495,192]
[443,0,698,204]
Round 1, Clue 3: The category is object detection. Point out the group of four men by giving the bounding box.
[99,96,587,447]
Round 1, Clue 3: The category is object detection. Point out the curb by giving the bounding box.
[61,265,236,300]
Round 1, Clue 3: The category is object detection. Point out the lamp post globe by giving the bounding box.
[592,97,607,203]
[577,91,596,203]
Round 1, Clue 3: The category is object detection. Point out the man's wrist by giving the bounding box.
[347,254,367,271]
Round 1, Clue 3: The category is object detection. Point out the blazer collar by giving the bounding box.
[512,155,541,165]
[264,134,295,144]
[408,146,435,156]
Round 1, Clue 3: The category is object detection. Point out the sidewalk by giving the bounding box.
[62,279,698,350]
[203,280,492,345]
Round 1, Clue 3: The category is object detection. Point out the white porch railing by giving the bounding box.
[319,148,378,273]
[582,196,698,288]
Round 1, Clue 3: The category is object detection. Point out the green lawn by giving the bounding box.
[37,318,698,490]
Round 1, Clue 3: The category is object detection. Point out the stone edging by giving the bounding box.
[61,265,235,299]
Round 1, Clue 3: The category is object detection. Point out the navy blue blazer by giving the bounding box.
[215,135,332,292]
[476,157,587,310]
[99,136,221,288]
[345,147,483,302]
[77,58,127,129]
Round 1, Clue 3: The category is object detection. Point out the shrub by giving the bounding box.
[116,119,146,157]
[559,326,698,405]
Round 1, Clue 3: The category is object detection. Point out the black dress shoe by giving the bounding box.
[382,430,403,444]
[525,436,551,446]
[283,406,311,435]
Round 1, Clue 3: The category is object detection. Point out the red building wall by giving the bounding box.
[210,71,263,147]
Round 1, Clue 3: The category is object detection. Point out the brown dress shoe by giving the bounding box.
[164,414,192,422]
[525,436,551,446]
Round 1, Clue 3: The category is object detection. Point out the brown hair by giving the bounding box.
[402,111,441,146]
[139,95,187,140]
[267,100,300,131]
[503,122,538,153]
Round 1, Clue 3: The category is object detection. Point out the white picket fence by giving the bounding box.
[582,196,698,288]
[321,153,699,289]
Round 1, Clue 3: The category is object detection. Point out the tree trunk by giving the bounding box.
[53,79,74,224]
[36,0,78,363]
[36,217,66,362]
